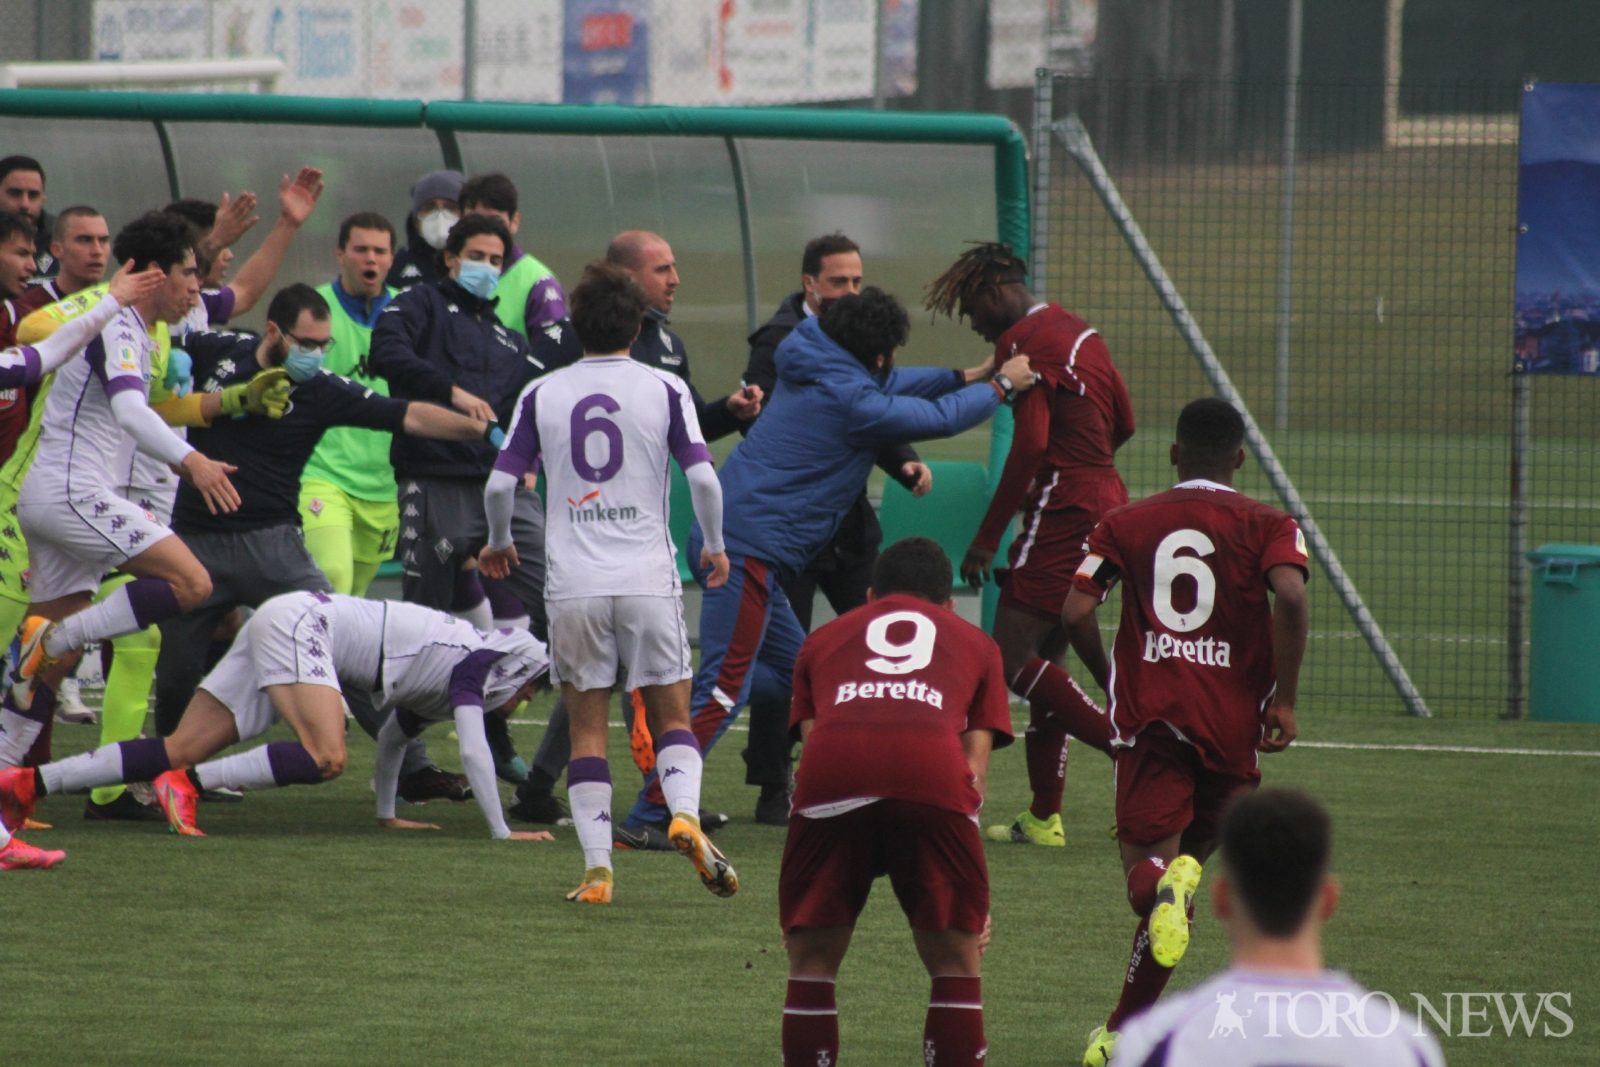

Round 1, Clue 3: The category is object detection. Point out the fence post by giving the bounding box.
[1057,112,1431,719]
[1507,371,1529,718]
[1274,0,1302,434]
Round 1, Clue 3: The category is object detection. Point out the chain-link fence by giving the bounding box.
[1034,72,1591,720]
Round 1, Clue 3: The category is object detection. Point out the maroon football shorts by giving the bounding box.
[1113,726,1259,847]
[779,799,989,935]
[1000,504,1098,621]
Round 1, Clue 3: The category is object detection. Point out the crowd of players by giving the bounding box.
[0,152,1444,1065]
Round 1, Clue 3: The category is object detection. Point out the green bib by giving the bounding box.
[301,283,400,501]
[491,253,556,339]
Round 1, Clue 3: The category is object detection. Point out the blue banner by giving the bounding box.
[1516,83,1600,374]
[563,0,649,105]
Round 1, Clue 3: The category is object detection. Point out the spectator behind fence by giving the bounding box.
[388,169,462,291]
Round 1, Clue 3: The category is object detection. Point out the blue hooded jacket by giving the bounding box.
[704,315,1000,579]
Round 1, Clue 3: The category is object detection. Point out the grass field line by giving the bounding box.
[1293,740,1600,757]
[1296,492,1600,510]
[505,719,1600,757]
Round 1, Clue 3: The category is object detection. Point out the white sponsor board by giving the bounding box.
[472,0,563,102]
[651,0,876,106]
[94,0,212,62]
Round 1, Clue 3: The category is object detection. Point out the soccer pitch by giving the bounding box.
[7,707,1596,1065]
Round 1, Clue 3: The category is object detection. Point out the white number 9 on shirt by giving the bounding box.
[864,611,936,675]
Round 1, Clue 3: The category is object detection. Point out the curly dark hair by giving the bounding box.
[923,241,1027,319]
[444,212,512,260]
[112,211,197,272]
[819,286,909,369]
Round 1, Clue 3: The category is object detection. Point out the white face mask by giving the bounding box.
[419,209,459,250]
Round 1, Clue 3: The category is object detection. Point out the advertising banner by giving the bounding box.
[1515,83,1600,375]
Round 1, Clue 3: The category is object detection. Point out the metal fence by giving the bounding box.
[1033,72,1582,720]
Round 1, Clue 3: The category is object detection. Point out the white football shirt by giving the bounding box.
[23,305,158,501]
[495,354,712,601]
[1113,967,1447,1066]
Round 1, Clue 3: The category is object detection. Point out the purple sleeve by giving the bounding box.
[663,379,713,469]
[0,345,41,388]
[448,649,506,710]
[492,384,543,477]
[526,277,568,331]
[205,288,237,325]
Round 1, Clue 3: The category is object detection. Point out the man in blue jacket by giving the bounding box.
[623,287,1037,832]
[367,213,547,635]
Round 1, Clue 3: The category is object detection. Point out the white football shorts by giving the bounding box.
[546,594,691,692]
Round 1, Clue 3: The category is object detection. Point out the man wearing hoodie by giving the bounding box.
[387,169,462,292]
[622,287,1036,832]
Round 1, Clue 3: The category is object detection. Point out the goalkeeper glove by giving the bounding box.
[165,348,194,398]
[219,366,291,418]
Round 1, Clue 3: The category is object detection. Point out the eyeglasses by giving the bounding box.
[284,332,336,354]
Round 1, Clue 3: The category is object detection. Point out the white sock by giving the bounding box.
[41,744,127,794]
[0,817,11,848]
[48,592,140,654]
[195,748,277,792]
[656,741,703,821]
[0,709,43,768]
[569,780,615,871]
[454,600,492,632]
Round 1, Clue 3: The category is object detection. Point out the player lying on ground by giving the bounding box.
[0,592,555,842]
[481,261,735,903]
[1062,398,1309,1067]
[779,537,1013,1067]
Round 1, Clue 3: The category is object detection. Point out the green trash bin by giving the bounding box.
[1527,543,1600,722]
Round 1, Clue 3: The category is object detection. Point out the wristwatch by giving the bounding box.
[992,372,1017,405]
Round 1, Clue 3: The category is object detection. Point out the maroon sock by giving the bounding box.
[782,978,839,1067]
[925,976,986,1065]
[1015,657,1115,756]
[1023,716,1070,820]
[1106,918,1177,1031]
[1126,856,1166,917]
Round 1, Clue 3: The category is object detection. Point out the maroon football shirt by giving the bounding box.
[790,592,1014,816]
[1074,480,1309,777]
[972,303,1135,552]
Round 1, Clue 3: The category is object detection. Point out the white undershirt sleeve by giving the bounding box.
[108,388,195,467]
[483,469,519,552]
[372,712,409,822]
[454,705,511,839]
[684,460,725,555]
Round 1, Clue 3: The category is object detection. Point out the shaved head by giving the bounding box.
[605,229,663,269]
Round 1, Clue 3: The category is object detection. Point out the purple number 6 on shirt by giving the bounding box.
[570,393,624,483]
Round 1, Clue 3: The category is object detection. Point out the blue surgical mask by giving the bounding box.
[456,259,501,300]
[284,344,325,383]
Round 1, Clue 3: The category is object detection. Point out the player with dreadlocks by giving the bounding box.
[926,242,1134,848]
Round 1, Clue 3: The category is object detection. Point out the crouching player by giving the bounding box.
[779,537,1013,1067]
[1063,398,1309,1066]
[0,592,556,842]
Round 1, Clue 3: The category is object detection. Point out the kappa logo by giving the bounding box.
[661,766,684,779]
[110,516,127,533]
[1209,991,1251,1038]
[128,530,146,548]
